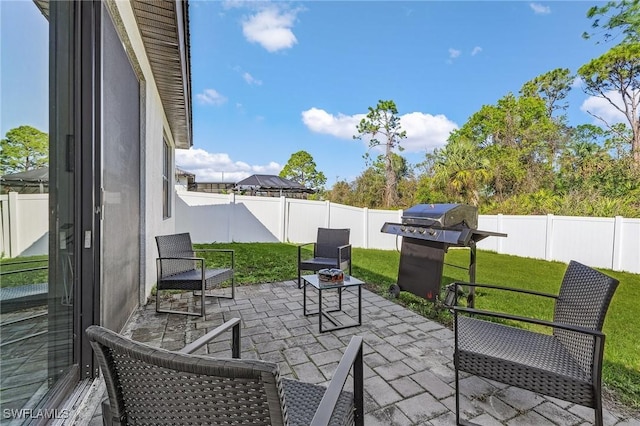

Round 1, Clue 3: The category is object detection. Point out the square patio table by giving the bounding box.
[301,274,364,333]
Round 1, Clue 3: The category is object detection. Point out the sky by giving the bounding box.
[1,1,627,188]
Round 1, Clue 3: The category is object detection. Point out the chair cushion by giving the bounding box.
[282,378,354,426]
[299,257,340,271]
[456,316,594,407]
[157,268,233,291]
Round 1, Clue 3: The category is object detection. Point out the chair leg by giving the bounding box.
[594,397,603,426]
[298,268,302,289]
[455,365,461,425]
[201,279,206,318]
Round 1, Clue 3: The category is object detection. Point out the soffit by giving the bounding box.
[131,0,192,149]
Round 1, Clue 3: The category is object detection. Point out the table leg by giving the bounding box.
[318,288,323,333]
[303,280,307,315]
[358,285,362,326]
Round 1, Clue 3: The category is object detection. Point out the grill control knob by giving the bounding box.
[428,229,436,236]
[419,229,426,234]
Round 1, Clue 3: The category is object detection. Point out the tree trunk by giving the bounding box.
[384,144,398,207]
[633,120,640,168]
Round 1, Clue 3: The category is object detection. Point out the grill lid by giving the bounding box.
[402,203,478,229]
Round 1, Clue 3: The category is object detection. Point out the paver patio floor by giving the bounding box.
[84,281,639,426]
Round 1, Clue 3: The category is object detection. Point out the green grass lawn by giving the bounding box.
[198,242,640,410]
[0,256,48,287]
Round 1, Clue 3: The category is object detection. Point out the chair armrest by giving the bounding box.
[193,249,234,269]
[179,317,241,357]
[298,243,316,264]
[157,256,203,261]
[452,306,605,337]
[446,281,558,306]
[337,244,351,260]
[310,336,364,426]
[194,249,234,254]
[298,242,316,252]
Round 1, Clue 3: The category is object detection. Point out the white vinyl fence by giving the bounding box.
[176,191,640,274]
[0,192,49,258]
[2,190,639,274]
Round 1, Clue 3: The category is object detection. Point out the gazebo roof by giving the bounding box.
[235,174,314,193]
[1,167,49,184]
[1,167,49,193]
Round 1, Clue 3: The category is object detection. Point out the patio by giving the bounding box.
[81,281,639,426]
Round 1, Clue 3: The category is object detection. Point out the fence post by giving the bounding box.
[8,192,19,257]
[325,200,331,228]
[228,192,235,242]
[363,208,369,249]
[496,214,504,254]
[545,214,554,261]
[279,196,286,243]
[612,216,623,271]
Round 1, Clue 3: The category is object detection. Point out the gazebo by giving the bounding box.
[234,174,314,198]
[1,167,49,194]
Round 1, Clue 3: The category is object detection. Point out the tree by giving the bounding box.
[354,100,406,208]
[449,93,560,199]
[326,180,354,205]
[279,150,327,192]
[577,42,640,166]
[0,125,48,175]
[427,138,491,206]
[520,68,574,118]
[583,0,640,43]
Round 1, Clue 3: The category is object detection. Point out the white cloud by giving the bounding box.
[196,89,227,106]
[243,71,263,85]
[580,91,630,125]
[242,6,300,52]
[400,112,459,152]
[571,76,584,89]
[301,108,458,153]
[471,46,483,56]
[530,3,551,14]
[448,48,461,59]
[176,148,281,182]
[301,108,365,139]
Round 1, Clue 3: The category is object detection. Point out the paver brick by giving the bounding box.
[396,392,448,423]
[507,410,557,426]
[364,376,404,406]
[389,377,424,398]
[309,349,344,366]
[282,347,309,366]
[410,370,455,399]
[373,360,416,381]
[292,362,325,384]
[365,406,414,426]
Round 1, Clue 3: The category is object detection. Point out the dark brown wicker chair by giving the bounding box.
[447,260,619,426]
[298,228,351,289]
[155,233,234,317]
[87,318,364,426]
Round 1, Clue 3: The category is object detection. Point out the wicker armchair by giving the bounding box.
[155,233,234,317]
[447,260,619,426]
[87,318,364,426]
[298,228,351,289]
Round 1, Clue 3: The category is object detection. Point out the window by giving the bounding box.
[163,137,171,218]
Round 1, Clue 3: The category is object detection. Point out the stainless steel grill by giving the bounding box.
[381,203,506,304]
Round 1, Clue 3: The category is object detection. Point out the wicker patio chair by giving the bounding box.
[155,232,234,317]
[447,260,619,426]
[87,318,364,426]
[298,228,351,289]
